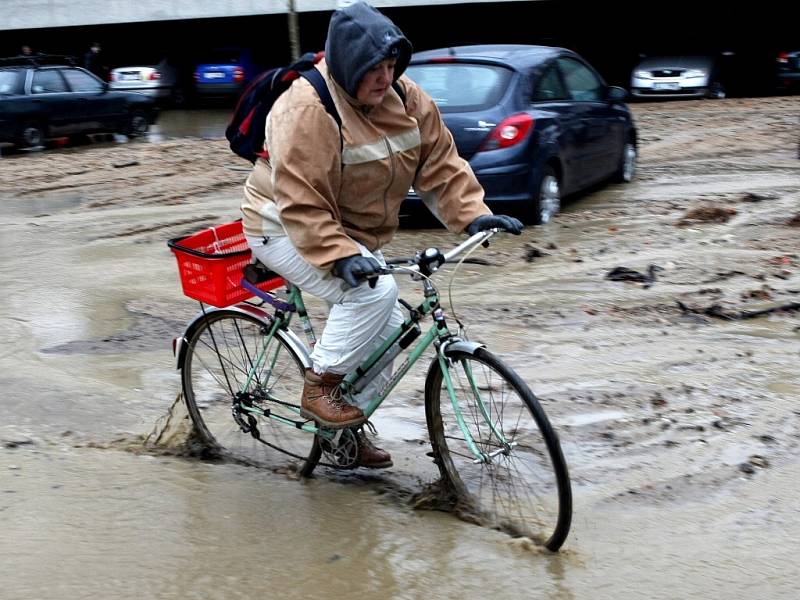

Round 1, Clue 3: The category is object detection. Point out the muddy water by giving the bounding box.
[2,97,800,598]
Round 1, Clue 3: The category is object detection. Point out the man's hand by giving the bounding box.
[332,255,382,288]
[466,214,524,236]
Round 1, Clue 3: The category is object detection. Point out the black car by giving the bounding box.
[0,55,158,149]
[404,45,637,224]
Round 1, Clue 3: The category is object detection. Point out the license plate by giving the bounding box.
[653,82,680,91]
[120,73,140,81]
[204,72,225,80]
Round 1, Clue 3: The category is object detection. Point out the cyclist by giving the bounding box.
[241,1,522,468]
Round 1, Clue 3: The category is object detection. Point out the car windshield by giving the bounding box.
[200,50,243,64]
[405,63,512,113]
[0,70,20,94]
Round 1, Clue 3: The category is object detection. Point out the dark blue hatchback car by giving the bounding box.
[404,45,637,224]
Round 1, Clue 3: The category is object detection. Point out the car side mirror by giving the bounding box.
[607,86,628,101]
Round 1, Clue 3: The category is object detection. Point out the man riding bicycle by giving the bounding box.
[241,1,522,468]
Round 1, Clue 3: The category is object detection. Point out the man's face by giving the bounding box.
[356,58,397,106]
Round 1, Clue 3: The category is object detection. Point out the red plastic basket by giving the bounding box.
[168,220,284,307]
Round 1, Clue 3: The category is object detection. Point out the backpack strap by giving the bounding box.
[391,80,406,106]
[300,68,342,130]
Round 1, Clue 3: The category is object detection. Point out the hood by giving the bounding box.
[324,1,412,99]
[636,55,714,70]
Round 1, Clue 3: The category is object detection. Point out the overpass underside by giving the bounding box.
[0,1,790,94]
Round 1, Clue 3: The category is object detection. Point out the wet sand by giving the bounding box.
[1,97,799,598]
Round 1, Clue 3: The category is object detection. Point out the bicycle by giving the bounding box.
[168,226,572,550]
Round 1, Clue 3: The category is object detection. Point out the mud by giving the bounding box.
[1,96,799,599]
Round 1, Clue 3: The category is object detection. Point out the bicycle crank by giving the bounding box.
[318,428,359,469]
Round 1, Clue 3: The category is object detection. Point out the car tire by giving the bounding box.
[533,165,561,225]
[612,140,637,183]
[706,82,726,99]
[125,110,149,138]
[18,122,46,149]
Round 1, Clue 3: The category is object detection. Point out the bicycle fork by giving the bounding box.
[437,352,515,465]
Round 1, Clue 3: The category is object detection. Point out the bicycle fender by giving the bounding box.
[440,340,486,358]
[173,304,311,370]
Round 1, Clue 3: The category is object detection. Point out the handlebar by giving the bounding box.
[340,228,499,289]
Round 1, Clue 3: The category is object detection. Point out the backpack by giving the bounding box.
[225,51,405,164]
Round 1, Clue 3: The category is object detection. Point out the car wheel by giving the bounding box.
[125,110,149,138]
[612,140,637,183]
[19,122,45,148]
[706,82,726,99]
[534,165,561,225]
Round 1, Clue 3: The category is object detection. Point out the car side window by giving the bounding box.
[0,70,22,95]
[31,69,68,94]
[532,67,568,102]
[556,58,603,102]
[62,68,104,92]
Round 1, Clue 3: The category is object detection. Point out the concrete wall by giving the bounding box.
[0,0,530,31]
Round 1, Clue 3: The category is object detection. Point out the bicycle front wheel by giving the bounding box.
[181,310,319,475]
[425,348,572,550]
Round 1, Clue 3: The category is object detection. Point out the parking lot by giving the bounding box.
[1,94,798,598]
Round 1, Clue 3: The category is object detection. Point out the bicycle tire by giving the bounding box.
[425,348,572,550]
[181,310,319,476]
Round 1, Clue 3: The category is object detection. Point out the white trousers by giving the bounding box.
[246,235,404,410]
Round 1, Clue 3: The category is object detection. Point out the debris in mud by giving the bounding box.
[703,270,748,283]
[524,244,550,262]
[739,192,776,203]
[650,392,668,408]
[676,206,737,226]
[605,265,662,287]
[112,160,140,168]
[787,213,800,227]
[739,462,756,474]
[3,438,34,449]
[676,300,800,321]
[741,286,774,301]
[739,455,770,475]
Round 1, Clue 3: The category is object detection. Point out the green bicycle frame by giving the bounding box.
[238,278,503,461]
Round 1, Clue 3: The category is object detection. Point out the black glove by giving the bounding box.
[332,254,382,288]
[466,214,524,236]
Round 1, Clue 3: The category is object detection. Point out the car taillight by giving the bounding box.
[777,52,789,63]
[479,114,535,151]
[109,72,116,82]
[149,70,162,81]
[234,67,245,83]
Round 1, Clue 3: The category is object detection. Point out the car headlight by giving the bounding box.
[634,70,652,79]
[683,69,707,78]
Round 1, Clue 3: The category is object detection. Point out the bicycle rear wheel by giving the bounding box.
[181,310,319,476]
[425,348,572,550]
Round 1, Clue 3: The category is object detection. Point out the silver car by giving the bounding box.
[109,57,186,105]
[630,55,725,99]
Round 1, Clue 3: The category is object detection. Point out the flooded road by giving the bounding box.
[1,97,799,598]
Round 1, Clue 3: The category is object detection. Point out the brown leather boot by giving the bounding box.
[355,427,393,469]
[300,369,365,429]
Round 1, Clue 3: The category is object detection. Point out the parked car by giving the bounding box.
[776,50,800,92]
[110,55,192,105]
[0,55,158,149]
[403,44,637,224]
[630,55,726,99]
[193,48,258,100]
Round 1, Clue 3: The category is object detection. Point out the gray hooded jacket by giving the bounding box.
[324,1,413,99]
